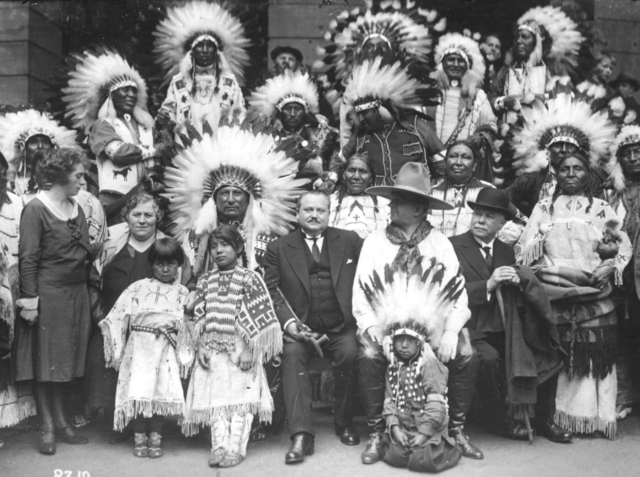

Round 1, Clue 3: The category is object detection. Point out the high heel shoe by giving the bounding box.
[56,425,88,445]
[40,429,56,455]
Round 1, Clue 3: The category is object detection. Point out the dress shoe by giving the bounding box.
[285,432,314,464]
[536,419,572,443]
[490,415,531,441]
[39,430,56,456]
[335,425,361,446]
[361,432,383,464]
[450,426,484,460]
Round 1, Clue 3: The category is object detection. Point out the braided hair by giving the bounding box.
[334,153,378,217]
[550,152,593,215]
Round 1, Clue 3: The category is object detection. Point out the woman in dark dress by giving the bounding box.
[85,192,195,441]
[14,148,93,454]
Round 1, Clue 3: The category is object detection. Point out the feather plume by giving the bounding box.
[62,49,152,134]
[248,71,319,122]
[344,57,430,113]
[359,258,465,343]
[0,110,78,164]
[163,127,306,240]
[153,1,249,86]
[511,94,616,175]
[433,32,485,97]
[517,6,583,75]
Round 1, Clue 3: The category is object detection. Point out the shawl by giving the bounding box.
[386,219,432,271]
[193,266,282,369]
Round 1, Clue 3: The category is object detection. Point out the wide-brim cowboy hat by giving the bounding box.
[366,162,454,210]
[467,187,513,220]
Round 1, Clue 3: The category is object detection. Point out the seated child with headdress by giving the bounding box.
[381,326,462,473]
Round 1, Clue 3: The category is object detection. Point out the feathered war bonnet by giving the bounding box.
[62,49,153,134]
[607,125,640,193]
[513,6,583,76]
[314,0,445,110]
[153,1,250,88]
[0,109,78,168]
[247,71,320,127]
[510,94,616,176]
[432,31,486,99]
[344,57,437,124]
[359,258,466,362]
[162,126,308,273]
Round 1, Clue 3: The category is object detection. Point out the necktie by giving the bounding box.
[311,237,320,263]
[482,246,493,270]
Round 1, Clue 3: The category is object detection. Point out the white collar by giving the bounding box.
[37,191,78,221]
[473,234,495,250]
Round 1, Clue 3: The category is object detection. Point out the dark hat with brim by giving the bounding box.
[270,45,303,63]
[467,187,513,220]
[366,162,454,211]
[610,72,640,91]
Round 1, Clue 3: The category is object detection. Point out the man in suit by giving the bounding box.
[264,190,363,464]
[449,187,571,443]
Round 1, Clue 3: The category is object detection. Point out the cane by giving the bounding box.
[496,285,534,445]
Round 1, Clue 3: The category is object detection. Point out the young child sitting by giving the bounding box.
[359,260,465,473]
[100,237,189,458]
[181,225,282,468]
[382,329,462,473]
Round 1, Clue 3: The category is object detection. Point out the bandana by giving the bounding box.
[386,218,432,271]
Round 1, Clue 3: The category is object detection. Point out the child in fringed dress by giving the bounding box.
[100,238,189,458]
[181,225,282,468]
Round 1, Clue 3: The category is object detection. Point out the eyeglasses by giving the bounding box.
[67,219,83,242]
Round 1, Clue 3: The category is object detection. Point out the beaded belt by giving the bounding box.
[131,325,178,349]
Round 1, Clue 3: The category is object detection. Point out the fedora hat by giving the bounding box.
[467,187,513,220]
[270,45,303,63]
[366,162,454,210]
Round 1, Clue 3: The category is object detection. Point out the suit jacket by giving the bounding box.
[449,230,515,333]
[263,227,363,329]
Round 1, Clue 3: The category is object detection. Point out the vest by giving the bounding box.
[303,238,343,332]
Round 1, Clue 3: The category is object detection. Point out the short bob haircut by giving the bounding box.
[148,237,185,266]
[120,192,164,223]
[209,224,245,254]
[36,147,87,186]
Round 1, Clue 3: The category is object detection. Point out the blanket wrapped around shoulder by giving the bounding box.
[536,265,616,380]
[499,266,564,420]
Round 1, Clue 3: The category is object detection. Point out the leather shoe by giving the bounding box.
[361,432,383,464]
[335,425,360,446]
[537,419,572,443]
[450,426,484,459]
[285,432,314,464]
[490,415,531,441]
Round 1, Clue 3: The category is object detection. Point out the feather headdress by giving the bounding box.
[344,57,436,120]
[515,6,583,74]
[359,258,466,360]
[62,49,153,134]
[607,125,640,192]
[0,109,78,165]
[153,1,250,86]
[163,126,306,247]
[248,71,319,123]
[432,32,486,98]
[314,1,444,93]
[510,94,616,175]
